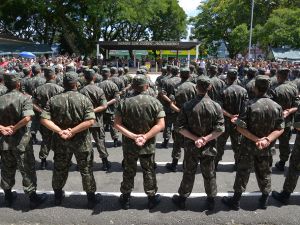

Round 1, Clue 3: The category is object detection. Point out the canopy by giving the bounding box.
[19,51,36,58]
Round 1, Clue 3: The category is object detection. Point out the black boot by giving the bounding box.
[87,192,101,209]
[222,192,242,210]
[119,193,131,210]
[214,160,219,171]
[166,158,178,172]
[275,160,285,171]
[160,139,169,148]
[154,162,157,169]
[206,197,215,211]
[148,194,161,209]
[259,193,269,209]
[272,190,291,205]
[54,189,65,206]
[101,157,112,171]
[29,192,48,209]
[113,139,121,147]
[172,194,186,209]
[40,159,48,170]
[4,189,17,207]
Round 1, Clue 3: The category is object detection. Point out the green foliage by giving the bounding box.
[192,0,300,58]
[0,0,187,54]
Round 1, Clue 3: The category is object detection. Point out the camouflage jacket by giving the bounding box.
[23,75,46,96]
[173,80,197,109]
[0,83,7,96]
[235,95,284,154]
[0,90,34,151]
[97,79,119,114]
[161,75,181,113]
[208,76,226,104]
[32,80,64,110]
[80,83,107,127]
[176,94,225,156]
[220,84,248,120]
[116,91,165,155]
[111,75,125,91]
[270,81,300,127]
[245,78,256,100]
[41,90,96,152]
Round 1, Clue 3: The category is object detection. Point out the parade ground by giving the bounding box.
[0,132,299,225]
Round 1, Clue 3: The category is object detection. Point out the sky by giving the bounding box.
[178,0,201,17]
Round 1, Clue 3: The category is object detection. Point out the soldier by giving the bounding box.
[114,75,165,210]
[269,68,278,89]
[165,67,197,172]
[40,72,100,209]
[222,76,284,210]
[0,73,48,209]
[215,69,248,170]
[24,64,46,144]
[111,67,125,91]
[291,68,300,93]
[244,67,258,100]
[98,68,121,147]
[123,66,132,84]
[20,67,31,94]
[0,70,7,95]
[32,67,64,169]
[172,76,224,211]
[272,103,300,204]
[207,64,226,104]
[158,66,181,148]
[80,69,111,171]
[270,68,299,171]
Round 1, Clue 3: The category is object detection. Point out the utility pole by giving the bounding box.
[248,0,254,60]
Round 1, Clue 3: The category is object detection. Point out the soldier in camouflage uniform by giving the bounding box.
[0,70,7,95]
[165,67,197,172]
[158,66,181,149]
[98,68,121,147]
[270,68,299,171]
[222,76,285,210]
[114,75,165,210]
[207,65,226,104]
[291,68,300,94]
[32,67,64,169]
[216,69,248,170]
[172,76,224,211]
[244,67,258,99]
[40,72,100,209]
[0,73,48,209]
[24,64,46,144]
[272,103,300,204]
[80,69,111,171]
[111,67,125,91]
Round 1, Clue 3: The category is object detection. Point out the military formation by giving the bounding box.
[0,61,300,212]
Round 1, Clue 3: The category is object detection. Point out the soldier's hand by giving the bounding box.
[283,109,289,118]
[256,137,270,150]
[195,137,207,148]
[135,135,146,147]
[0,126,13,136]
[231,115,238,123]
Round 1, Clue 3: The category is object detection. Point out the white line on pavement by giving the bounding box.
[137,162,235,166]
[1,190,299,198]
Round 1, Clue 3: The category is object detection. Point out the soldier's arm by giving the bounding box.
[114,114,138,140]
[40,119,63,134]
[69,119,95,136]
[236,126,260,143]
[144,118,165,141]
[12,116,32,134]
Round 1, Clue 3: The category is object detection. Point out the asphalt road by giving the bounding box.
[0,132,299,225]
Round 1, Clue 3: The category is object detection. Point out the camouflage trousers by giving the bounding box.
[1,148,37,195]
[233,140,272,195]
[178,148,217,198]
[283,134,300,193]
[162,113,177,141]
[120,151,157,196]
[90,126,108,159]
[278,126,292,162]
[171,129,184,160]
[52,150,96,193]
[39,125,53,160]
[103,113,119,140]
[216,120,241,164]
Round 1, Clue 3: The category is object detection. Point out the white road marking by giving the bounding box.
[0,190,299,198]
[137,162,235,165]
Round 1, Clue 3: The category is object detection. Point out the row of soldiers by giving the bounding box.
[0,62,300,211]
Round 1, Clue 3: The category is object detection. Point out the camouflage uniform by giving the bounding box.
[116,92,165,196]
[176,94,225,198]
[270,81,299,163]
[32,80,64,160]
[160,70,181,143]
[0,90,37,195]
[40,90,97,193]
[216,84,248,166]
[0,83,7,96]
[98,79,120,140]
[80,83,108,159]
[233,94,284,195]
[208,76,226,104]
[170,79,197,160]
